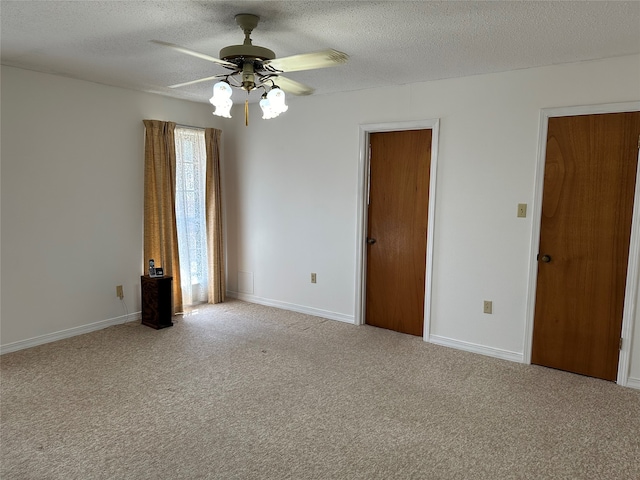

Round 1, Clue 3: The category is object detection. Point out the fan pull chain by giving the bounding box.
[245,100,249,127]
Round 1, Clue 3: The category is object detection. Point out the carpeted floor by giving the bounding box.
[1,299,639,479]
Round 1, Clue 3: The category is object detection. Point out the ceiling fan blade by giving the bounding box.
[169,74,232,89]
[272,76,315,96]
[151,40,237,68]
[263,49,348,73]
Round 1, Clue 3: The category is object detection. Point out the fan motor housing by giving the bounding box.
[219,44,276,62]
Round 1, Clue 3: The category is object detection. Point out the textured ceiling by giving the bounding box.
[2,1,640,105]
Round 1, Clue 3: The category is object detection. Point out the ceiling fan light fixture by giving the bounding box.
[259,94,275,119]
[259,93,282,120]
[259,87,288,120]
[266,87,288,115]
[210,81,233,118]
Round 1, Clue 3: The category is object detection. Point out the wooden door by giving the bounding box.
[532,112,640,381]
[365,129,431,336]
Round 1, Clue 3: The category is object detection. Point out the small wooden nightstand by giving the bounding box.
[140,275,173,329]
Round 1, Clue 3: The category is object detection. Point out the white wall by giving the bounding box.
[1,66,219,349]
[222,55,640,385]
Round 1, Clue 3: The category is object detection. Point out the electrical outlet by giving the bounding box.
[517,203,527,218]
[311,273,317,284]
[116,285,124,299]
[483,300,492,314]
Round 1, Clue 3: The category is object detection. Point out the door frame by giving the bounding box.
[524,101,640,386]
[355,119,440,342]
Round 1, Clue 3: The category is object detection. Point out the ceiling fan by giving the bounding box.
[153,13,349,121]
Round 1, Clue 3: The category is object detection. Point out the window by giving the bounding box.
[175,127,208,306]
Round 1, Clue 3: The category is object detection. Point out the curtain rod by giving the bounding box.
[176,123,206,130]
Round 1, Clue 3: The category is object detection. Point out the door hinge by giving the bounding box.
[637,134,640,149]
[620,337,623,350]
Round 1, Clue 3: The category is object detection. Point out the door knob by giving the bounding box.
[540,254,551,263]
[367,237,377,245]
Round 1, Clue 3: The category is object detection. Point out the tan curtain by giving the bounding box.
[143,120,183,314]
[205,128,225,303]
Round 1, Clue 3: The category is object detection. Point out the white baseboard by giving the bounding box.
[226,291,355,324]
[626,377,640,390]
[0,312,141,355]
[428,334,524,363]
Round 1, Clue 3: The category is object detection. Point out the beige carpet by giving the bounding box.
[1,300,639,479]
